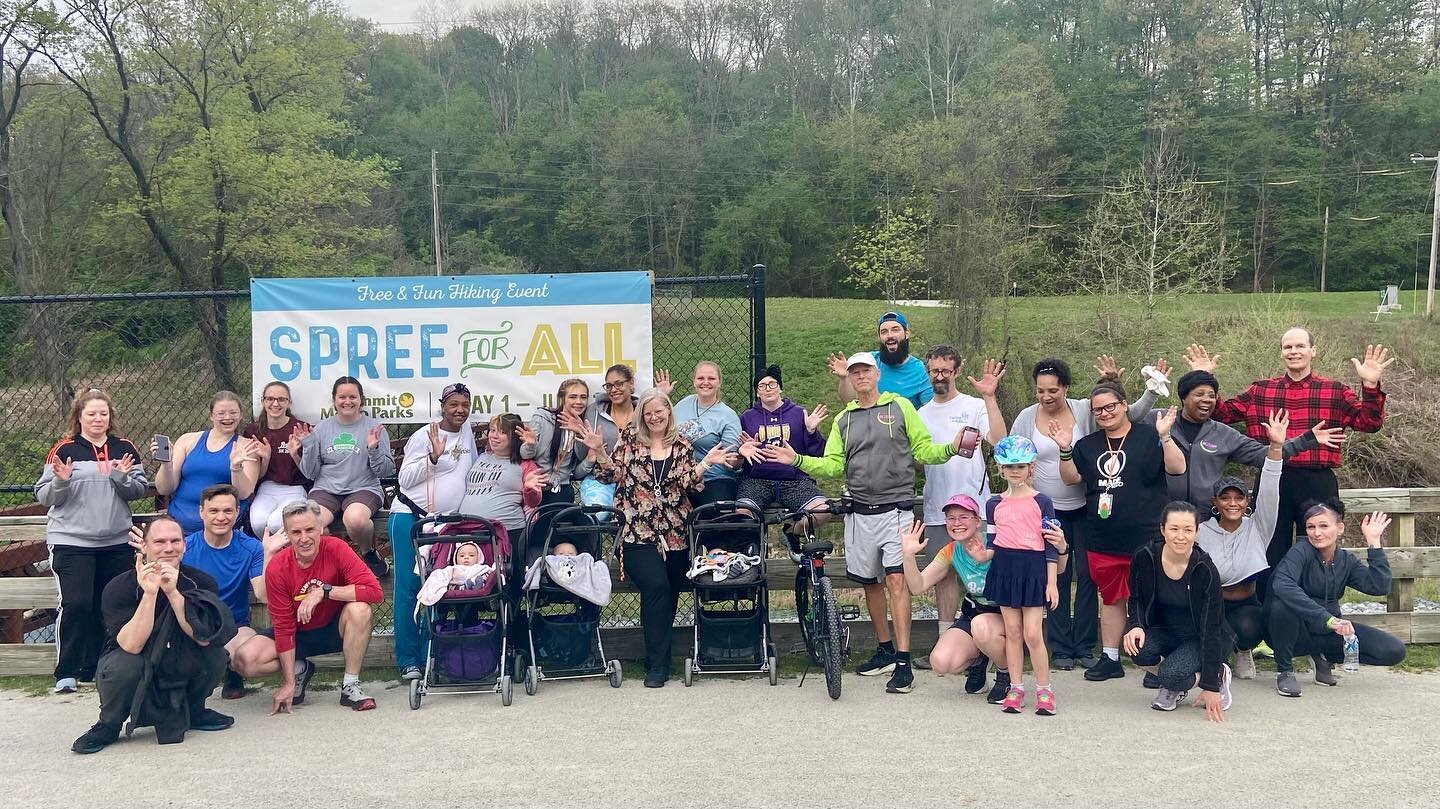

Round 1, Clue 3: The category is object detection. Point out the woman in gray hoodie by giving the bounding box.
[35,389,149,693]
[519,378,591,505]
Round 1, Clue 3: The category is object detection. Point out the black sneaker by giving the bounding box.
[1076,655,1099,669]
[71,722,119,754]
[222,669,246,700]
[986,670,1012,704]
[964,655,989,694]
[885,663,915,694]
[911,656,933,671]
[1083,655,1125,681]
[1142,672,1161,690]
[1052,656,1075,671]
[1276,671,1303,697]
[189,707,235,732]
[1313,656,1338,686]
[362,550,390,578]
[856,646,897,676]
[643,673,666,688]
[292,659,316,705]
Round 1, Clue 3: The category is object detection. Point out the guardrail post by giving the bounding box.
[1389,512,1416,613]
[749,263,767,385]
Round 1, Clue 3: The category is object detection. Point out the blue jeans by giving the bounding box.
[388,511,426,671]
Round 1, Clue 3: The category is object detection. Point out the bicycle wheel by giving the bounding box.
[817,577,844,700]
[794,568,822,666]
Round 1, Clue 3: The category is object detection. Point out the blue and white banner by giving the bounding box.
[251,273,653,423]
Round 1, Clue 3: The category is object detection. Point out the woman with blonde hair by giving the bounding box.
[154,390,262,535]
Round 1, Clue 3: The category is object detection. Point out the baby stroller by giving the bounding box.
[517,503,625,695]
[408,513,515,709]
[682,501,777,686]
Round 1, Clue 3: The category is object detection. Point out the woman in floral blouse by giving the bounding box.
[577,388,733,688]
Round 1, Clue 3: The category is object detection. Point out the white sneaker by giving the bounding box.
[1234,650,1256,680]
[53,677,78,694]
[1219,663,1233,710]
[1150,686,1183,711]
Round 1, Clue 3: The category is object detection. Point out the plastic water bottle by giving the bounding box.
[1343,632,1360,672]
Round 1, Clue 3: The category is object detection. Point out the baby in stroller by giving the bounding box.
[418,540,497,606]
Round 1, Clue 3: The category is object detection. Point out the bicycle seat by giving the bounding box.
[802,539,833,556]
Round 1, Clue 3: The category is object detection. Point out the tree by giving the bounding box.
[843,206,929,302]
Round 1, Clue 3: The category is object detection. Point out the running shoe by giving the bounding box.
[189,707,235,731]
[340,682,377,711]
[1151,687,1184,711]
[1083,655,1125,681]
[1234,649,1256,680]
[1142,672,1162,689]
[362,549,390,578]
[856,646,897,676]
[1275,671,1302,697]
[964,656,989,694]
[986,670,1012,704]
[292,659,316,705]
[1035,688,1056,716]
[400,665,423,682]
[911,656,932,671]
[1052,657,1075,671]
[886,663,915,694]
[1312,655,1338,686]
[1001,685,1026,713]
[53,677,78,694]
[222,669,246,700]
[71,722,119,754]
[1253,641,1274,658]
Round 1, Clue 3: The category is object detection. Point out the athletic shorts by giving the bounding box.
[309,489,383,517]
[843,510,906,585]
[736,477,826,515]
[259,615,344,660]
[1087,550,1133,605]
[950,596,1002,636]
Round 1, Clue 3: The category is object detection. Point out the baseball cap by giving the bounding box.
[878,311,910,329]
[845,352,878,370]
[942,493,981,516]
[1213,475,1249,498]
[440,382,471,404]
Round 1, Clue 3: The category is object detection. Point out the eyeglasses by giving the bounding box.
[944,513,979,524]
[262,396,290,404]
[756,381,779,391]
[927,368,956,378]
[1090,401,1123,416]
[603,381,630,391]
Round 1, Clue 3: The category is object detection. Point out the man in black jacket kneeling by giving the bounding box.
[73,516,237,754]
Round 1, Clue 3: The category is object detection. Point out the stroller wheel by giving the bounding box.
[682,658,694,687]
[607,659,623,688]
[500,675,513,707]
[768,655,779,686]
[524,665,538,697]
[408,678,422,710]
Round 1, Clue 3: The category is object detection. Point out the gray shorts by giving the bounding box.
[844,510,906,585]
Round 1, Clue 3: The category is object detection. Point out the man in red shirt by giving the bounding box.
[263,499,383,714]
[1190,329,1392,588]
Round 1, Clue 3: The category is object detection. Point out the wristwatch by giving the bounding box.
[322,583,333,600]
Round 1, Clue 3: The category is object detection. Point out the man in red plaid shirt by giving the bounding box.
[1186,328,1393,592]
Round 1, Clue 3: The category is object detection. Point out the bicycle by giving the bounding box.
[773,499,859,700]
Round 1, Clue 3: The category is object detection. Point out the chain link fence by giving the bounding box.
[1,269,765,642]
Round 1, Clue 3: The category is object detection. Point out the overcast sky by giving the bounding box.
[343,0,448,28]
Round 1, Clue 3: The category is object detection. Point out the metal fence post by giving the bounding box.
[749,264,767,384]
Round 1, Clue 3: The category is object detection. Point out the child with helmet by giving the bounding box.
[985,435,1070,716]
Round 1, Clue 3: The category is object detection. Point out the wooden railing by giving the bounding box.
[2,487,1437,675]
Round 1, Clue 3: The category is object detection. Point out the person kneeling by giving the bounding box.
[263,499,384,714]
[1264,499,1405,697]
[72,517,236,754]
[1123,502,1233,723]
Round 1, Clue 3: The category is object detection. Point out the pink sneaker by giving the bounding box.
[1001,686,1025,713]
[1035,688,1056,716]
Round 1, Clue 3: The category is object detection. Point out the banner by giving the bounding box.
[250,273,653,424]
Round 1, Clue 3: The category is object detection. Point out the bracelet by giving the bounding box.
[1058,449,1073,461]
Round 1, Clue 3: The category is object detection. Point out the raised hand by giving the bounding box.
[1360,511,1391,548]
[427,422,445,459]
[575,421,607,453]
[367,424,384,450]
[966,358,1006,398]
[1310,420,1345,449]
[261,528,290,557]
[136,556,162,595]
[557,410,586,435]
[290,423,312,444]
[653,368,674,397]
[516,423,538,447]
[1184,343,1219,373]
[255,437,273,462]
[1046,419,1072,452]
[230,437,260,470]
[1351,344,1395,388]
[1265,409,1290,446]
[827,352,849,378]
[157,562,179,594]
[1155,405,1179,439]
[1152,357,1171,378]
[759,439,798,467]
[128,525,144,552]
[52,457,74,481]
[804,404,829,433]
[702,442,731,467]
[737,433,765,465]
[523,469,549,493]
[1123,626,1145,657]
[900,518,927,557]
[113,454,136,475]
[1095,354,1125,382]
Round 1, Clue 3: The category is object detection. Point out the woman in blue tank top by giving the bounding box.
[154,391,263,534]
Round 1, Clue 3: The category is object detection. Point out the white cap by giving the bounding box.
[846,352,878,370]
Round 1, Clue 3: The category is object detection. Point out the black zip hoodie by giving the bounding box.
[1126,541,1233,692]
[1269,540,1391,634]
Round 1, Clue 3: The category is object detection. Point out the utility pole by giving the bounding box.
[431,149,443,277]
[1320,204,1329,292]
[1412,152,1439,319]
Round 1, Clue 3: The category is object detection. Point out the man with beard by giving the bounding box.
[829,311,932,408]
[911,346,1000,683]
[1187,332,1391,586]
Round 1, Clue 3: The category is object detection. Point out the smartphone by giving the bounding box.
[152,434,172,462]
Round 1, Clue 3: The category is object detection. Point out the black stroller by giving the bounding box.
[408,514,516,709]
[682,501,778,686]
[517,503,625,695]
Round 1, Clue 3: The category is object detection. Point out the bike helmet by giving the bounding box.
[993,435,1039,465]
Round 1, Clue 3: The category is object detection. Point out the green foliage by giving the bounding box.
[842,206,929,301]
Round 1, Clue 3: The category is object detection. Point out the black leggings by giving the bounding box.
[1263,599,1407,673]
[621,544,690,676]
[1130,627,1204,692]
[50,543,135,681]
[1224,596,1265,652]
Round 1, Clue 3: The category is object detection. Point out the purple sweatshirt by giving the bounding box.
[740,398,824,481]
